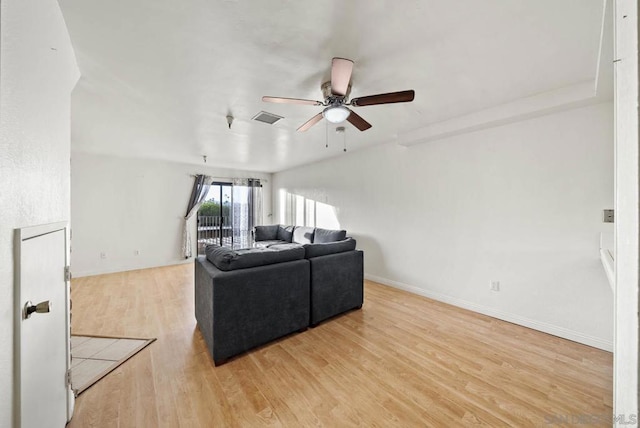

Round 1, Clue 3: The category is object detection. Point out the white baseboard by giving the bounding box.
[365,273,613,352]
[72,258,193,278]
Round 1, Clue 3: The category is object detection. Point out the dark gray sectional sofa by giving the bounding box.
[195,224,363,365]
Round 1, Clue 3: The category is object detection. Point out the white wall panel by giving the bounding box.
[70,152,272,277]
[274,102,614,350]
[0,0,79,424]
[613,0,639,420]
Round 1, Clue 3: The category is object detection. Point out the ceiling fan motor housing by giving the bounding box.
[321,81,351,103]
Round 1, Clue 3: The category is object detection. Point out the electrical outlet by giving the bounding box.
[100,252,107,259]
[134,250,140,256]
[490,281,500,292]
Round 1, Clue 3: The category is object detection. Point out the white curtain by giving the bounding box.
[231,178,262,249]
[182,175,212,258]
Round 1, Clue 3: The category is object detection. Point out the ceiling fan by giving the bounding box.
[262,57,415,132]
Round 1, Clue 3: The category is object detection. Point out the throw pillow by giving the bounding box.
[313,228,347,243]
[303,238,356,258]
[276,225,294,242]
[292,226,315,244]
[254,224,278,241]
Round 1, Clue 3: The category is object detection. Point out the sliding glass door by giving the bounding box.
[197,183,232,254]
[196,179,262,254]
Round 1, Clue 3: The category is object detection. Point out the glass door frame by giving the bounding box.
[197,181,233,251]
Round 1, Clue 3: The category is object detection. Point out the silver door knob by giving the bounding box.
[23,300,51,319]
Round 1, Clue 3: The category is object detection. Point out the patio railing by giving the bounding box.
[196,216,254,254]
[197,216,231,253]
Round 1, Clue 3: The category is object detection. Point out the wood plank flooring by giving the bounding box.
[68,263,612,427]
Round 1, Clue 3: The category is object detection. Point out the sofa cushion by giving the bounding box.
[205,245,304,271]
[253,240,288,249]
[276,225,294,242]
[313,228,347,243]
[254,224,279,241]
[303,238,356,258]
[267,243,304,251]
[292,226,315,244]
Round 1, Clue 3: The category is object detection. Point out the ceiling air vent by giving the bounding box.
[252,111,283,125]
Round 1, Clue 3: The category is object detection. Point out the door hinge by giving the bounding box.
[66,369,72,387]
[64,266,72,282]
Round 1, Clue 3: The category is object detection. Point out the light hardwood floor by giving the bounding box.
[68,263,612,427]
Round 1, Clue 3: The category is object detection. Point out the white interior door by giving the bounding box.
[15,222,73,427]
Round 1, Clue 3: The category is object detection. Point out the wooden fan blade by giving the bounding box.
[346,109,372,131]
[297,112,323,132]
[331,58,354,96]
[351,90,415,107]
[262,96,321,106]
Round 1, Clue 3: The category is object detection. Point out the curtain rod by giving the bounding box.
[189,174,268,183]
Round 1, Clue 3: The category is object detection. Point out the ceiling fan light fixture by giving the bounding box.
[322,105,350,123]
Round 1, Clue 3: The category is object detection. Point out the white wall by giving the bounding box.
[273,102,614,350]
[0,0,79,425]
[613,0,639,421]
[70,152,272,277]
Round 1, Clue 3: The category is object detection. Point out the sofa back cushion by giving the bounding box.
[276,225,294,242]
[292,226,315,244]
[254,224,279,241]
[313,228,347,243]
[303,237,356,258]
[205,245,305,271]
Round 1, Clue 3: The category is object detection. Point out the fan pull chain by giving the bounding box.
[336,126,347,152]
[325,120,329,148]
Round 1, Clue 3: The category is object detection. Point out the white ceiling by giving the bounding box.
[60,0,608,173]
